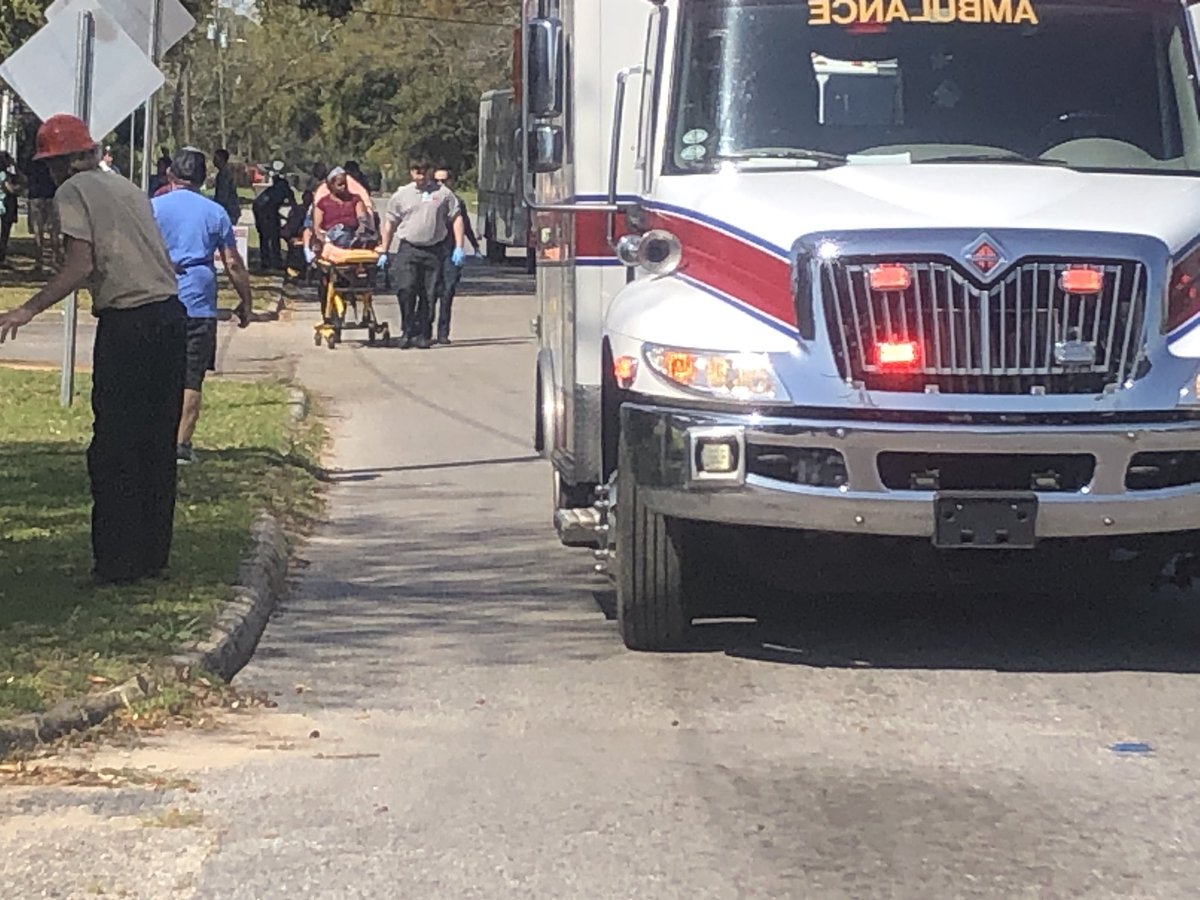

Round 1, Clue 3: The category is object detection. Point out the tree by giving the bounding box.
[0,0,51,62]
[3,0,516,188]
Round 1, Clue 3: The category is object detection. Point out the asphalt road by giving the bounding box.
[4,261,1200,898]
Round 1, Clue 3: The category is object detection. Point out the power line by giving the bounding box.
[359,8,514,28]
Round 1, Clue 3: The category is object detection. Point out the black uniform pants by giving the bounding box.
[393,241,446,340]
[254,212,283,270]
[89,298,187,582]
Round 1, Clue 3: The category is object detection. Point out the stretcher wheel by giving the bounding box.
[314,332,321,347]
[326,333,337,350]
[380,325,390,344]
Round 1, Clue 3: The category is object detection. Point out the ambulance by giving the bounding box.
[522,0,1200,649]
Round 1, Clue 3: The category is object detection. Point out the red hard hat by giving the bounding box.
[33,114,97,160]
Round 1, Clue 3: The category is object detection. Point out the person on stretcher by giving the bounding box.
[313,165,373,215]
[311,168,375,261]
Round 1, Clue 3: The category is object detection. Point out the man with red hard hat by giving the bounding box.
[0,114,187,585]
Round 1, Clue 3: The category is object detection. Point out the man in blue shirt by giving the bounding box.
[152,147,253,465]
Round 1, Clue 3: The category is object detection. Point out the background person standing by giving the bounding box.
[252,174,295,270]
[430,166,481,345]
[147,152,172,197]
[25,158,62,275]
[152,147,253,466]
[99,146,120,175]
[0,114,186,585]
[378,157,464,350]
[213,148,241,225]
[0,151,24,268]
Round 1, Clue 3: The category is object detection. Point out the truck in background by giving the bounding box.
[477,88,534,272]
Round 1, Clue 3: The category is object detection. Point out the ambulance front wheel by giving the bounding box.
[614,430,693,652]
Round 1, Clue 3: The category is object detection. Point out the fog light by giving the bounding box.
[688,427,746,484]
[699,440,737,474]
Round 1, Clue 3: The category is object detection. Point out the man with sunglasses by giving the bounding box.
[428,166,481,345]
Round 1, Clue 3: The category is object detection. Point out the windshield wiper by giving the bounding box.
[913,153,1076,168]
[717,147,848,168]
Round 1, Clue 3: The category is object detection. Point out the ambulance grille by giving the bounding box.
[820,258,1149,395]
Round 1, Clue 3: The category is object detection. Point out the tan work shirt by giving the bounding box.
[56,169,179,313]
[384,182,461,252]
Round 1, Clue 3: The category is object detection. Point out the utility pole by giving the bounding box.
[213,0,227,148]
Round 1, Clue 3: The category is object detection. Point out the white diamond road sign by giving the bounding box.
[0,2,165,140]
[45,0,196,57]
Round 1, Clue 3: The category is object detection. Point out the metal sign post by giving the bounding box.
[62,9,96,407]
[139,0,163,191]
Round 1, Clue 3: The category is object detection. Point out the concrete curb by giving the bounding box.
[0,513,290,760]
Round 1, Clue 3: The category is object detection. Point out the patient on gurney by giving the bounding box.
[310,167,377,264]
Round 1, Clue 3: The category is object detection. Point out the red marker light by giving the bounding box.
[613,355,638,389]
[876,340,921,369]
[1060,267,1104,295]
[868,264,912,292]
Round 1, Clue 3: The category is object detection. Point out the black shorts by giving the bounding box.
[184,317,218,391]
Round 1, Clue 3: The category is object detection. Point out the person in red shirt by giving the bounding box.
[312,167,369,251]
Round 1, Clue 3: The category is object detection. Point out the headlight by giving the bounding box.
[644,344,790,403]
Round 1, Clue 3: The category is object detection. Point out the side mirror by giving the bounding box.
[526,19,564,118]
[529,125,564,174]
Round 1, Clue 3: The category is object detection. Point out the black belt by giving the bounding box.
[174,260,212,274]
[400,240,443,251]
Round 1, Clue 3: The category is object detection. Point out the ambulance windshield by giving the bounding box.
[669,0,1200,174]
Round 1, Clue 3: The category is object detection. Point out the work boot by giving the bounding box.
[176,443,197,465]
[397,334,413,350]
[415,336,431,350]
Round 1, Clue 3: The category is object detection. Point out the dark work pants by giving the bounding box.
[255,215,282,270]
[88,298,187,582]
[393,241,445,340]
[431,255,462,341]
[0,216,13,263]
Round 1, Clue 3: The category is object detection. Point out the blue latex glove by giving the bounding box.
[376,253,389,269]
[451,248,466,267]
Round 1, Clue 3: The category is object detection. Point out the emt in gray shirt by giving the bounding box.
[378,156,465,349]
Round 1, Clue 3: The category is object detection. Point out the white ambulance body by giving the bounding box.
[524,0,1200,649]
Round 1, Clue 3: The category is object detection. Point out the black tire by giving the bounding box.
[615,431,692,651]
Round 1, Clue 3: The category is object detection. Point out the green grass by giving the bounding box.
[0,368,324,719]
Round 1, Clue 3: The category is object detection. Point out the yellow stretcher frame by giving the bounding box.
[312,249,389,349]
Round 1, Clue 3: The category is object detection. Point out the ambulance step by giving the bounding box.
[555,507,601,548]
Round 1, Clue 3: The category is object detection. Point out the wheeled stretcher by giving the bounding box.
[312,245,389,349]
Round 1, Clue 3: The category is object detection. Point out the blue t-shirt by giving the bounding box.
[151,188,235,318]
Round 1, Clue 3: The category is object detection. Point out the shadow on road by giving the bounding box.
[687,585,1200,674]
[594,566,1200,674]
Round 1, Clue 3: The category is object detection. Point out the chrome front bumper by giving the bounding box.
[622,403,1200,539]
